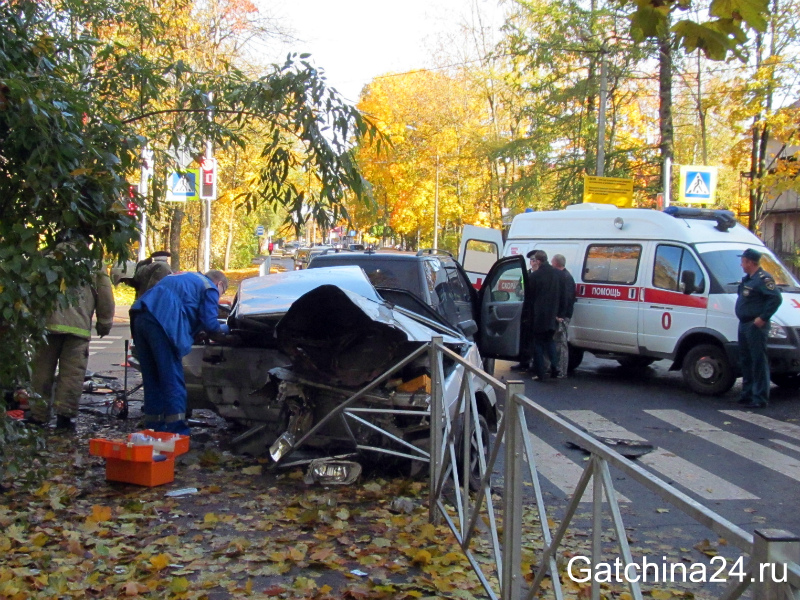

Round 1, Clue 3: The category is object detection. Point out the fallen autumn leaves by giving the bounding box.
[0,415,726,600]
[0,427,491,599]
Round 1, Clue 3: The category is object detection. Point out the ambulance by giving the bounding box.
[462,204,800,395]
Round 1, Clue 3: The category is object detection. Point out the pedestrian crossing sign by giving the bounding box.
[165,169,200,202]
[679,165,718,205]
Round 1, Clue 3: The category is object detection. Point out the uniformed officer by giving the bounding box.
[735,248,782,408]
[29,243,115,430]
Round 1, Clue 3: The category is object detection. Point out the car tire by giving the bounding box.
[681,344,735,396]
[567,345,584,373]
[457,414,491,493]
[617,356,656,369]
[771,372,800,390]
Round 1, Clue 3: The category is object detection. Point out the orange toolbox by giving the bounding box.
[89,430,189,487]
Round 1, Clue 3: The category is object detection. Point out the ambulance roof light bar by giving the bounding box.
[663,206,737,232]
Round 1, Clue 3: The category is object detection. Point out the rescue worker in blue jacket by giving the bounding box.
[735,248,782,408]
[130,270,230,435]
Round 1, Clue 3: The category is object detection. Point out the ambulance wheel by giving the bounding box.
[617,356,656,369]
[771,372,800,390]
[682,344,735,396]
[567,345,584,373]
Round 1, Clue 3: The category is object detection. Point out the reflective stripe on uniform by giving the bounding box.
[144,413,186,423]
[47,324,91,337]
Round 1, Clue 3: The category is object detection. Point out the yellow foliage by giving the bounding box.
[149,553,171,571]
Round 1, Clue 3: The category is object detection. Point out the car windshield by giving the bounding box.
[699,248,800,292]
[309,258,423,299]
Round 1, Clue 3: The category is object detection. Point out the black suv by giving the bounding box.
[307,250,478,336]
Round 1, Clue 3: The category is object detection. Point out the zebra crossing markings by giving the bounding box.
[646,409,800,484]
[527,431,630,503]
[771,439,800,456]
[721,410,800,443]
[558,410,758,501]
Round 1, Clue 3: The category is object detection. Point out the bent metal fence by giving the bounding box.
[427,336,800,600]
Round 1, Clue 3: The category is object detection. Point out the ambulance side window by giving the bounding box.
[653,245,706,294]
[583,244,641,285]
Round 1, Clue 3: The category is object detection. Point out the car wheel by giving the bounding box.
[771,372,800,390]
[567,345,584,373]
[681,344,735,396]
[617,356,656,369]
[457,414,491,492]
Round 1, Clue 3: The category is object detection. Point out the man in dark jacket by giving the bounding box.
[511,250,541,371]
[130,270,230,435]
[132,251,172,298]
[528,250,565,381]
[551,254,576,378]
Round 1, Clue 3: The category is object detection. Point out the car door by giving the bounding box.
[458,225,504,289]
[639,244,708,355]
[571,242,642,352]
[477,256,528,359]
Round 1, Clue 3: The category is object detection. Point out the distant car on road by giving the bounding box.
[294,246,332,270]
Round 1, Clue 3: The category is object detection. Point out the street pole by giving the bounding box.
[203,93,213,272]
[663,157,672,208]
[138,156,148,262]
[596,47,608,177]
[433,153,439,251]
[137,145,153,262]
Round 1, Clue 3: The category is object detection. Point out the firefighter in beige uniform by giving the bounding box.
[29,269,115,429]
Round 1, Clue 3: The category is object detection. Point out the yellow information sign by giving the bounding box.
[583,176,634,207]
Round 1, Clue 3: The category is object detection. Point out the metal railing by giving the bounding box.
[427,336,800,600]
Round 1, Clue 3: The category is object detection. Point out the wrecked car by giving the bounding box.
[183,266,499,483]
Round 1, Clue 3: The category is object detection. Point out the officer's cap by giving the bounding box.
[739,248,761,262]
[526,250,536,259]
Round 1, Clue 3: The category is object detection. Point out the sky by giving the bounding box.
[263,0,505,104]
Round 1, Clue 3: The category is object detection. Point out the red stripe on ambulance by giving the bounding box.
[576,284,639,302]
[643,288,708,309]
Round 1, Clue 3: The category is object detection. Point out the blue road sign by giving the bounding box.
[256,225,265,236]
[679,165,717,204]
[165,170,199,202]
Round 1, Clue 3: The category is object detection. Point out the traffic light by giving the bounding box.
[127,185,138,216]
[200,157,216,199]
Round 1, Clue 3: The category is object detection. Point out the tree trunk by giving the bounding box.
[658,26,674,186]
[696,51,708,165]
[748,33,763,232]
[224,201,234,270]
[169,206,184,272]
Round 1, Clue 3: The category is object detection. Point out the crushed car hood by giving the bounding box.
[234,266,384,317]
[275,284,463,387]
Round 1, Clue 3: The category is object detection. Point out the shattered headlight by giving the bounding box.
[304,459,362,485]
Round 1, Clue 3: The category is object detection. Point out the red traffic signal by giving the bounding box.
[127,185,138,216]
[200,157,217,199]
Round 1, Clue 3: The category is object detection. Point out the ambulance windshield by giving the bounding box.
[700,249,800,291]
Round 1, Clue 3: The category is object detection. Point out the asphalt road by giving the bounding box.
[490,353,799,590]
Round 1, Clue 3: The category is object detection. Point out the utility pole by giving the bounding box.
[137,145,153,262]
[596,47,608,177]
[203,92,214,272]
[433,153,440,250]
